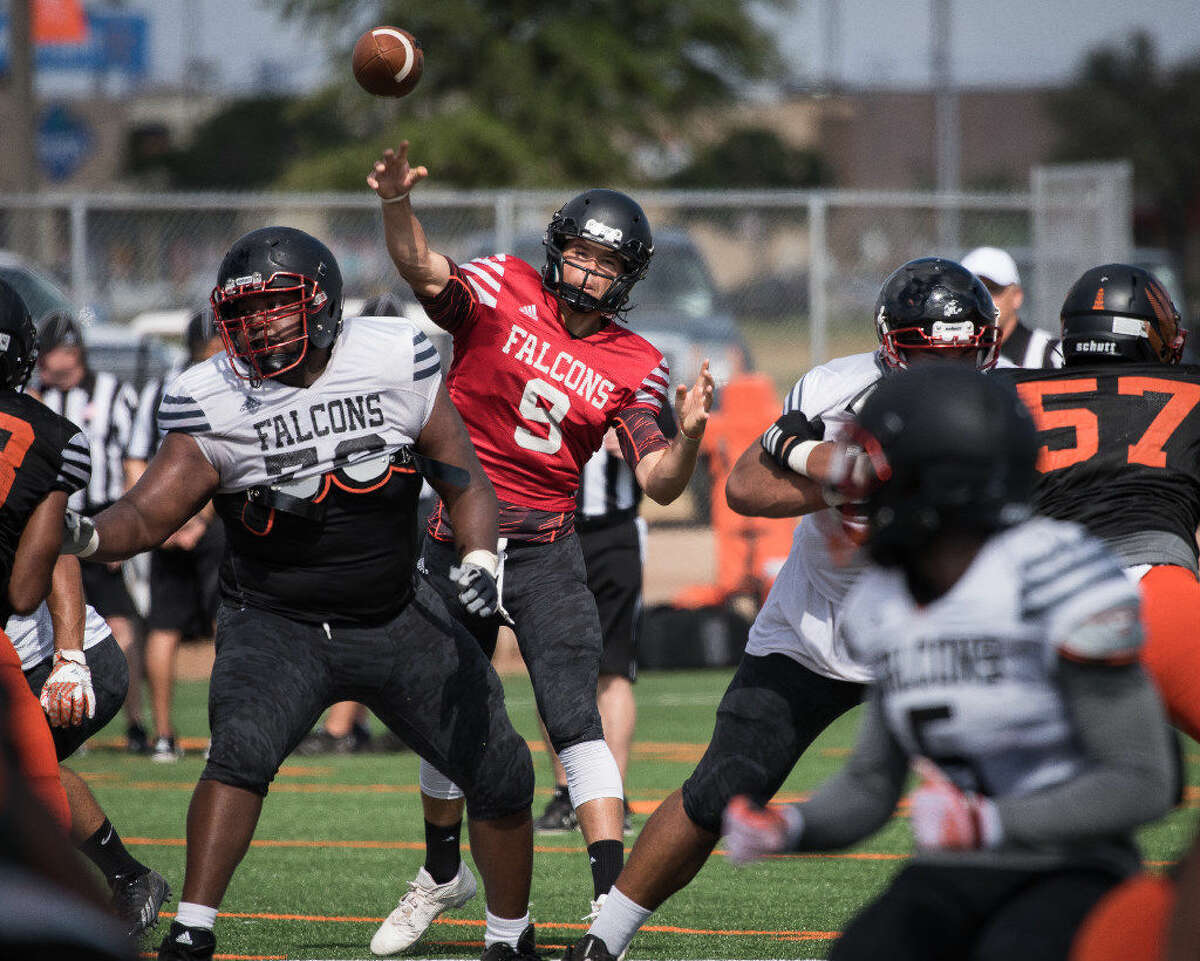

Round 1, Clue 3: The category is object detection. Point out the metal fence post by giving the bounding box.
[809,193,829,367]
[494,191,515,258]
[69,196,90,314]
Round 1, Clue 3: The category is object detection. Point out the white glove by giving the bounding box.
[449,549,501,617]
[40,650,96,727]
[721,795,805,866]
[909,757,1002,851]
[62,509,99,557]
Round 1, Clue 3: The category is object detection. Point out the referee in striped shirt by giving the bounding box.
[127,309,225,762]
[961,246,1063,369]
[535,412,676,833]
[35,314,146,752]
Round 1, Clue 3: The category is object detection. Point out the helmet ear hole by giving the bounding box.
[1060,263,1184,367]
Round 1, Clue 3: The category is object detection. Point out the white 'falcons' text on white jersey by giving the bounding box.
[157,316,443,495]
[839,516,1142,798]
[744,350,884,682]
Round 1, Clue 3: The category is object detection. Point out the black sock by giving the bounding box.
[79,819,147,884]
[423,818,462,885]
[587,839,624,899]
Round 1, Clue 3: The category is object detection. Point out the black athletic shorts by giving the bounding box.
[681,652,864,834]
[579,518,643,684]
[831,862,1127,961]
[148,518,225,633]
[24,634,128,761]
[422,533,606,753]
[80,563,138,620]
[202,576,533,819]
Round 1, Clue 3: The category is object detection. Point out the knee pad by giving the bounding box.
[560,739,623,808]
[419,758,466,801]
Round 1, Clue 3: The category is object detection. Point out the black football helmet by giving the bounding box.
[542,189,653,314]
[210,226,343,382]
[875,258,1001,370]
[1060,263,1185,366]
[851,364,1038,567]
[0,279,38,392]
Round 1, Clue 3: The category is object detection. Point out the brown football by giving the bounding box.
[352,26,423,98]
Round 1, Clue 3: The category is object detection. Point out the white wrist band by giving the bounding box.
[78,527,100,558]
[786,439,821,476]
[460,549,499,576]
[379,192,410,205]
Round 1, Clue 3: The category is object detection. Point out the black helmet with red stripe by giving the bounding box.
[211,226,343,383]
[1060,263,1185,366]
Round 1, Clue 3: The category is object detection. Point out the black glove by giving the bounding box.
[761,411,822,472]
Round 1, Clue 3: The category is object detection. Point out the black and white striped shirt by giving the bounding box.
[576,447,641,530]
[39,371,139,514]
[128,360,187,462]
[1001,322,1063,369]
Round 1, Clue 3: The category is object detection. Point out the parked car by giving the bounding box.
[0,250,76,323]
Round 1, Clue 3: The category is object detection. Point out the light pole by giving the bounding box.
[931,0,961,253]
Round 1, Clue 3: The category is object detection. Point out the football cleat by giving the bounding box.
[581,897,628,961]
[151,735,184,763]
[126,721,150,755]
[562,933,619,961]
[112,868,171,938]
[533,788,578,833]
[157,921,215,960]
[370,862,477,956]
[481,923,541,961]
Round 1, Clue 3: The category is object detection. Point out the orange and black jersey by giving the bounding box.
[0,393,90,620]
[999,363,1200,568]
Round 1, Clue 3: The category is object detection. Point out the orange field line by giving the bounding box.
[166,911,840,939]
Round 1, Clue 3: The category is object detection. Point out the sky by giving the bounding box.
[81,0,1200,94]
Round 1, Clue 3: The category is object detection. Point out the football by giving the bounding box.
[352,26,423,98]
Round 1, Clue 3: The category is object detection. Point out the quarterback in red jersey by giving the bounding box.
[367,142,713,953]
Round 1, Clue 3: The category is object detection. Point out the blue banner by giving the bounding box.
[0,11,148,80]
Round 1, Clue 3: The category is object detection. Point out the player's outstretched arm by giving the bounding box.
[635,360,715,504]
[88,432,220,563]
[368,142,452,300]
[10,490,69,615]
[416,383,499,558]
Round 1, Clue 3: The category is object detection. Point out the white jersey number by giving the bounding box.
[515,378,571,455]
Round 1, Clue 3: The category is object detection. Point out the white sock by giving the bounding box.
[484,909,530,948]
[175,901,218,930]
[588,886,651,956]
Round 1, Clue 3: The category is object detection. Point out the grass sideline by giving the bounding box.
[76,669,1199,960]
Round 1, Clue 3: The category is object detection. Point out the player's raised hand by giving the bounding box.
[40,650,95,727]
[675,359,715,440]
[368,142,429,202]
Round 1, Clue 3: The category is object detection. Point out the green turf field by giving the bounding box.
[79,669,1199,961]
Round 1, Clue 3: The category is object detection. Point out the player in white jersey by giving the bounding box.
[13,555,172,938]
[62,227,539,961]
[567,258,1005,961]
[723,365,1176,961]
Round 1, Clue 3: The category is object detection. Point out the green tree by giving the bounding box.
[277,0,785,186]
[1049,33,1200,299]
[669,127,831,187]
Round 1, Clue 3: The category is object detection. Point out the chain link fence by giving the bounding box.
[0,163,1130,395]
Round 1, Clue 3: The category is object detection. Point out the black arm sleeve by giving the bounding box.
[414,259,475,333]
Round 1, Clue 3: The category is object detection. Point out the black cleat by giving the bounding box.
[563,934,618,961]
[157,922,216,960]
[111,868,171,938]
[126,722,150,755]
[481,923,542,961]
[533,788,578,833]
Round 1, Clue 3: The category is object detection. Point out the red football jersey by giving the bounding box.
[427,254,669,531]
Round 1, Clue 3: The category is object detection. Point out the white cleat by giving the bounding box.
[370,862,478,956]
[583,894,629,961]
